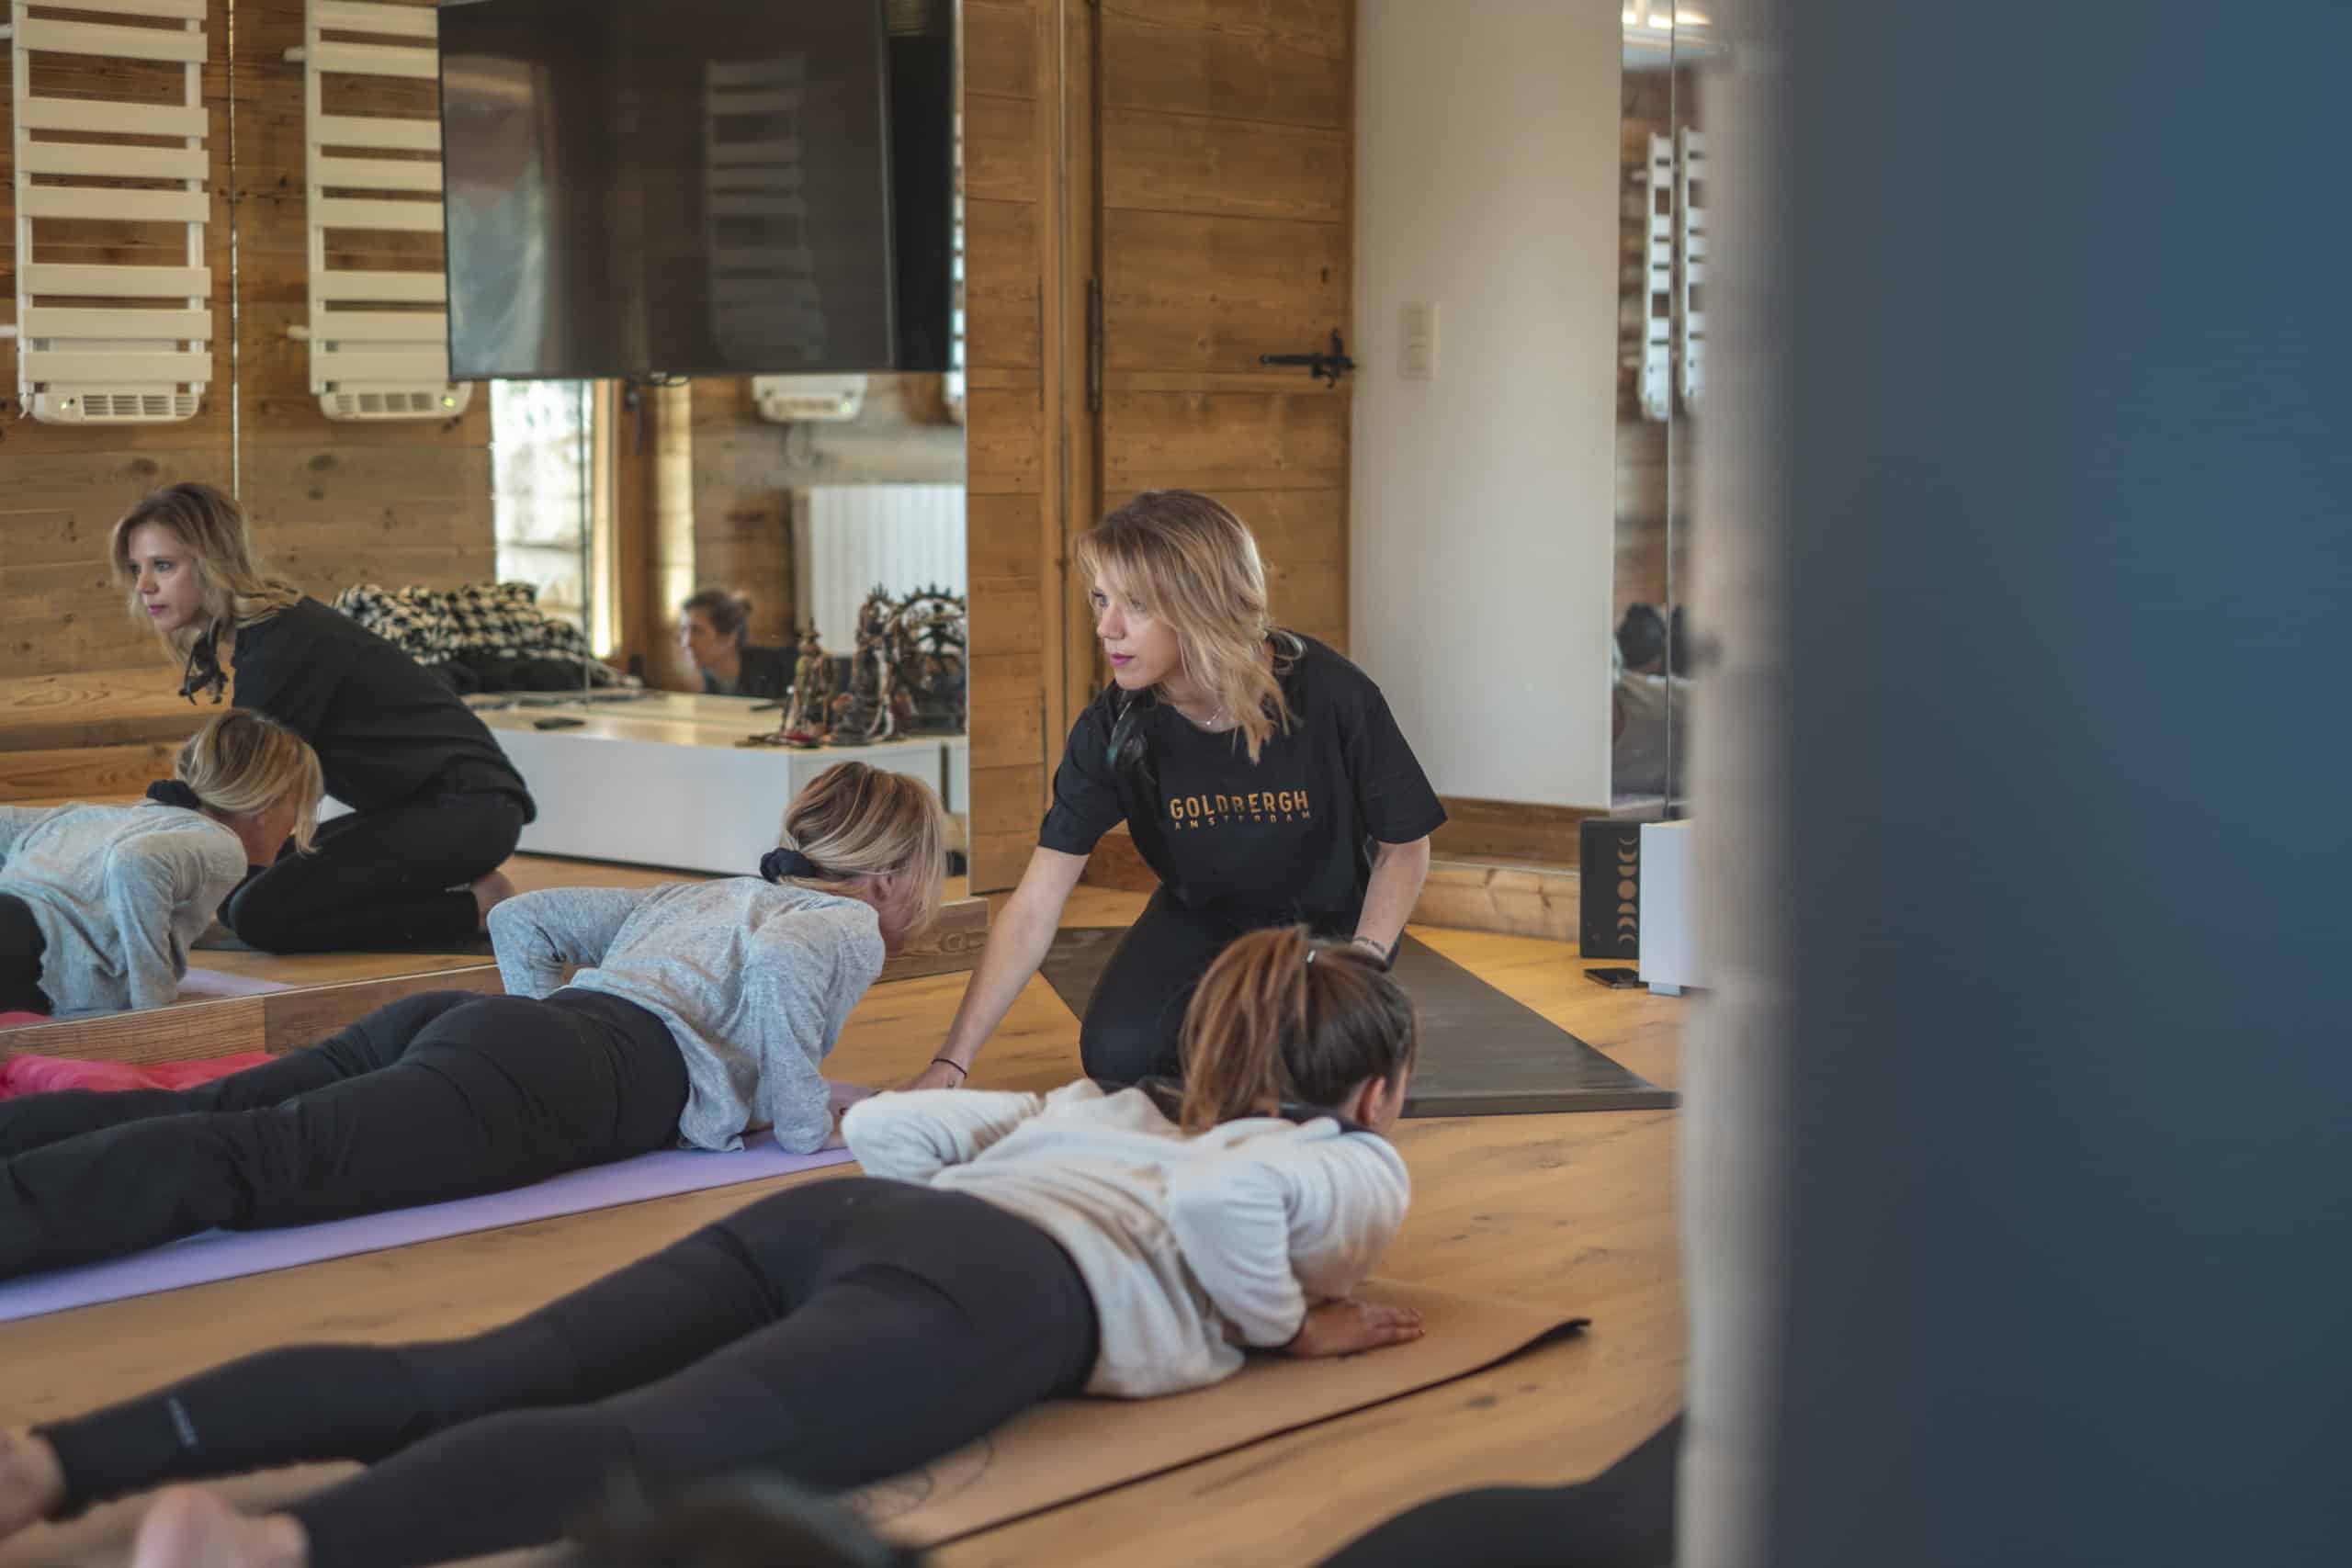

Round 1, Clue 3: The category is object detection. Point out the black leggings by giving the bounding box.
[1080,888,1357,1084]
[0,892,52,1015]
[0,987,687,1280]
[222,788,526,953]
[1318,1415,1682,1568]
[37,1179,1101,1568]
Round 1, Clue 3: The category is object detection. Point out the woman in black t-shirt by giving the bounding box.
[912,491,1446,1089]
[108,484,537,953]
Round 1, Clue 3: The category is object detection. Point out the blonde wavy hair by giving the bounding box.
[775,761,948,938]
[109,483,301,669]
[1074,491,1295,762]
[175,709,325,852]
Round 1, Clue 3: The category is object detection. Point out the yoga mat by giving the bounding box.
[1038,928,1678,1116]
[0,1284,1584,1568]
[0,1142,854,1325]
[852,1281,1588,1548]
[176,968,293,1000]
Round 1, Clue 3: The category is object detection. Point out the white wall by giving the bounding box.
[1350,0,1622,807]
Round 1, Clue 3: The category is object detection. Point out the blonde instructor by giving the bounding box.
[909,491,1443,1091]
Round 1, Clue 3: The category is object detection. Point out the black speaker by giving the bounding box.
[1579,819,1643,958]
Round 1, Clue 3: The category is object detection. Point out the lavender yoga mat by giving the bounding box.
[0,1142,854,1325]
[176,968,294,1000]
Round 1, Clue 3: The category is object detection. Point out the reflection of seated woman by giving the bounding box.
[0,712,320,1020]
[680,590,795,701]
[112,484,535,954]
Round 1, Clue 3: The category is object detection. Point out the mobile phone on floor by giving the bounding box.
[1583,966,1643,989]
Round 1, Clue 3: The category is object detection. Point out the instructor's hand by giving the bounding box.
[1280,1299,1425,1358]
[891,1059,967,1094]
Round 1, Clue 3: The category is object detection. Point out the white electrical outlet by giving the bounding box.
[1400,301,1438,379]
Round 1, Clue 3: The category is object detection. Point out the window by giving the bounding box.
[490,380,597,638]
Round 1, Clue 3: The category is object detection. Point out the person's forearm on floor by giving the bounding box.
[1352,837,1431,961]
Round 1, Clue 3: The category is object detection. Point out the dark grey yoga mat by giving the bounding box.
[1037,928,1678,1116]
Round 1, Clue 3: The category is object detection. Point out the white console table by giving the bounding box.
[478,694,969,874]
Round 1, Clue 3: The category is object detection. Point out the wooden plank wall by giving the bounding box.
[1,0,236,679]
[228,0,494,597]
[962,0,1066,888]
[1091,0,1354,714]
[1,0,492,692]
[685,379,801,681]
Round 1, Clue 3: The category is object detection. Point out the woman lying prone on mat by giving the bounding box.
[915,490,1447,1095]
[0,761,943,1284]
[1,712,320,1021]
[0,924,1422,1568]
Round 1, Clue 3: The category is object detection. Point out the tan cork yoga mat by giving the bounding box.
[853,1280,1588,1548]
[0,1283,1581,1565]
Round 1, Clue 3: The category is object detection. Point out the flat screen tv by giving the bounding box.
[439,0,954,380]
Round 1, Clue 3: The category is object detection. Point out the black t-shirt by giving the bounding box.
[1039,634,1445,919]
[233,597,536,819]
[700,643,795,701]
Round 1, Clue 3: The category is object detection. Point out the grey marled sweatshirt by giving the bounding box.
[488,879,886,1155]
[0,801,250,1017]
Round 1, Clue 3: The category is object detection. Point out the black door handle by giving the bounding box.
[1261,330,1355,387]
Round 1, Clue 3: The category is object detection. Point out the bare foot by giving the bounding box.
[469,869,518,931]
[0,1428,65,1538]
[130,1488,307,1568]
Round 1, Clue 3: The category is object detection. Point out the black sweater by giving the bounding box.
[232,598,536,819]
[699,643,796,701]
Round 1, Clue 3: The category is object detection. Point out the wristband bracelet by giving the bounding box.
[931,1057,967,1082]
[1351,935,1395,970]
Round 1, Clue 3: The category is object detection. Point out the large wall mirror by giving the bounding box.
[0,0,967,1048]
[1613,1,1713,820]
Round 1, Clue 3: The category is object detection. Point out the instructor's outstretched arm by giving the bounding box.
[896,846,1090,1091]
[1353,835,1432,964]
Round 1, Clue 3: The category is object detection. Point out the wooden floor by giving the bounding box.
[0,880,1685,1568]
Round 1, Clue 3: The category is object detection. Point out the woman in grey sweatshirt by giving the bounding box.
[0,762,944,1284]
[0,711,320,1019]
[3,926,1423,1568]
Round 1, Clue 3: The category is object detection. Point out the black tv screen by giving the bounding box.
[439,0,953,380]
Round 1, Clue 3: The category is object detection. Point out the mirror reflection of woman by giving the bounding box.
[678,589,795,701]
[910,491,1445,1092]
[0,712,321,1019]
[109,484,535,953]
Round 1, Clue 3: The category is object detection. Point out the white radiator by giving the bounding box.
[794,486,967,649]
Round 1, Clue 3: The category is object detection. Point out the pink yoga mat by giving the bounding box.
[0,1142,854,1325]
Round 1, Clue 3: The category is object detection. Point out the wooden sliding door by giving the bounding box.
[960,0,1357,892]
[1080,0,1356,717]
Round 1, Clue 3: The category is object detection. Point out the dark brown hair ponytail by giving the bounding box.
[1177,926,1418,1132]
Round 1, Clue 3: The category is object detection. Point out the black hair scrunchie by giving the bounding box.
[761,846,822,883]
[146,779,205,811]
